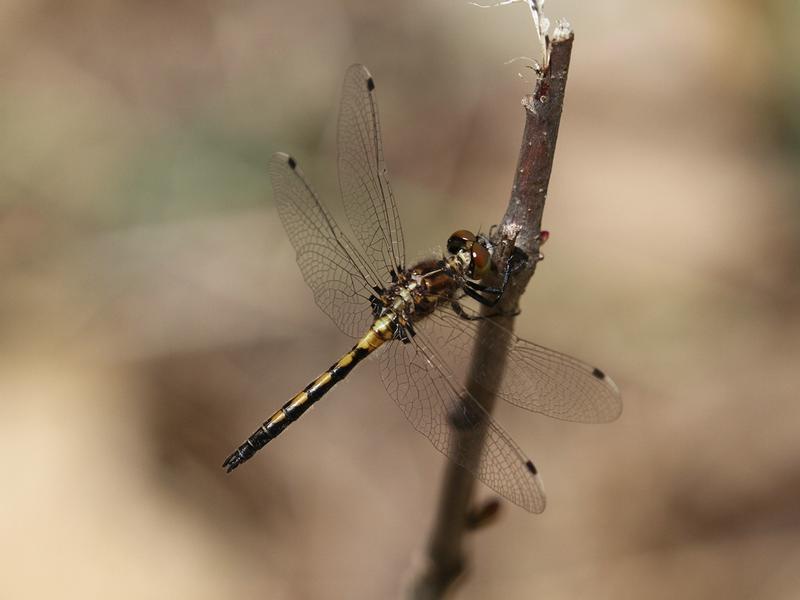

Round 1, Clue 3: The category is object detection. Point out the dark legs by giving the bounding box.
[462,244,523,307]
[453,241,529,320]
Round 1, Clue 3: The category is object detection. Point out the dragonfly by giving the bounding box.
[222,64,621,513]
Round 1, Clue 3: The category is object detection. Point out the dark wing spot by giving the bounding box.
[592,367,606,380]
[525,460,538,475]
[287,156,297,170]
[366,77,375,91]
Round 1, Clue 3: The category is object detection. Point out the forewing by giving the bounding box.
[417,303,622,423]
[338,64,406,278]
[269,152,380,338]
[379,333,546,513]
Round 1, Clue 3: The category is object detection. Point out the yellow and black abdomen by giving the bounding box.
[222,315,395,472]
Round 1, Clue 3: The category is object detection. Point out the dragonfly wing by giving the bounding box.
[379,333,546,513]
[269,152,382,338]
[338,64,407,278]
[416,302,622,423]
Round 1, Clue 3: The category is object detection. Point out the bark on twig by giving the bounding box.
[409,32,574,599]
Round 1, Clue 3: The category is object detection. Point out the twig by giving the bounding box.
[409,30,574,600]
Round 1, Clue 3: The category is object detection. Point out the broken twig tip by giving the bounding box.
[552,18,573,42]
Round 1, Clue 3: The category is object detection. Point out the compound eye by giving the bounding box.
[446,230,476,255]
[469,243,491,278]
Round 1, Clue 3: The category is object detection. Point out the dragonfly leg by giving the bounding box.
[463,284,502,307]
[464,237,531,306]
[450,301,483,320]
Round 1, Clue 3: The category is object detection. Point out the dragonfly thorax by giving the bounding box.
[371,260,456,329]
[372,230,497,335]
[387,284,416,316]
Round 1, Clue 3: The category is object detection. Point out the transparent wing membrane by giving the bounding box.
[380,333,546,513]
[417,302,622,423]
[338,64,407,277]
[269,153,379,337]
[251,65,621,512]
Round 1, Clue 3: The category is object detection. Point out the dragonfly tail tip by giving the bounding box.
[222,453,241,473]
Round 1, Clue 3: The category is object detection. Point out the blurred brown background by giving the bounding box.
[1,1,799,598]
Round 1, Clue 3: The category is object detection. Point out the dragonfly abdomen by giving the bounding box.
[223,314,396,472]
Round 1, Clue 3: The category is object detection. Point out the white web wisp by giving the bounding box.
[470,0,550,68]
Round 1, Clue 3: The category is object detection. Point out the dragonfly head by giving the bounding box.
[446,229,492,280]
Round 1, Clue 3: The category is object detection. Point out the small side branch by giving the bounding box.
[409,32,574,600]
